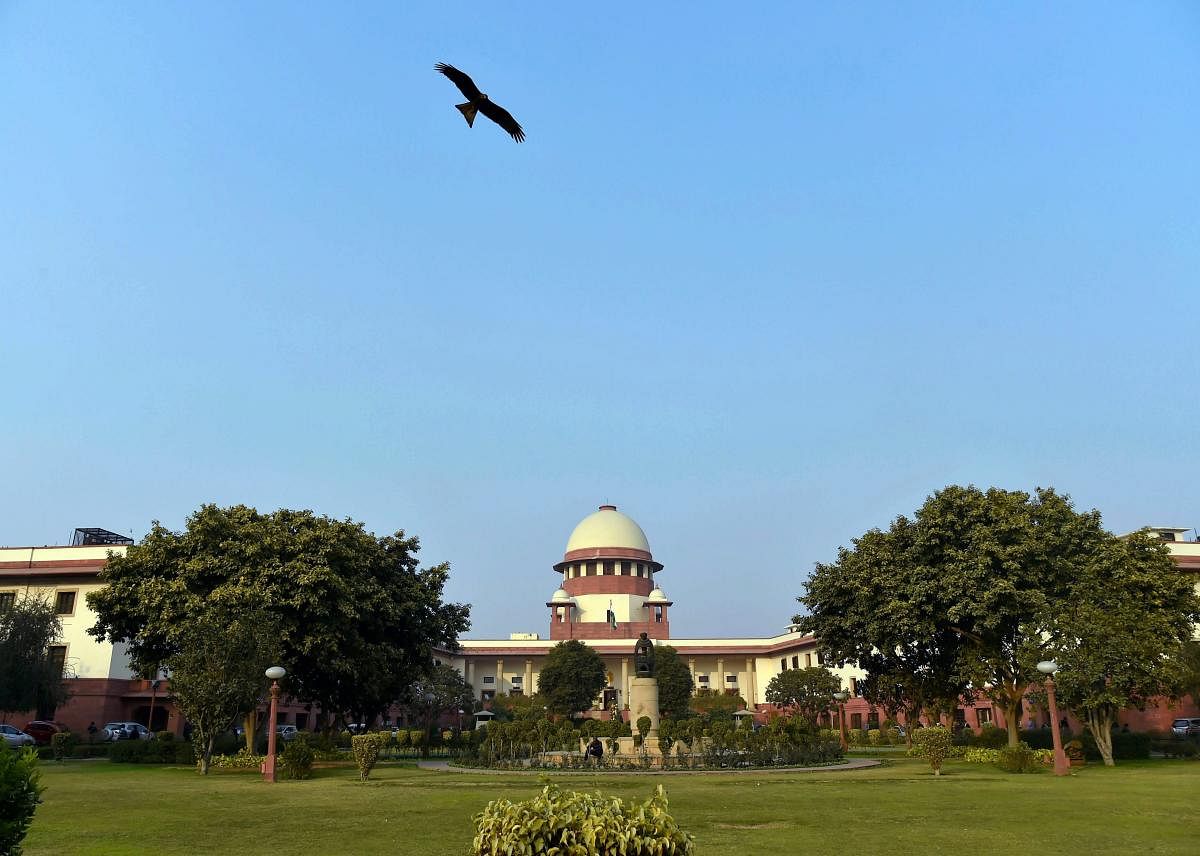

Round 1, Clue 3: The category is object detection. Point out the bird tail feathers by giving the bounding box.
[455,103,477,127]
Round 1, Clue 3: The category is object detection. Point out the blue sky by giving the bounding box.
[2,2,1198,638]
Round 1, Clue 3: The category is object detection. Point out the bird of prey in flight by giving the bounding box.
[435,63,525,143]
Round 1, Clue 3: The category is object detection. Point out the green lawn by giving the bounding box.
[23,758,1198,855]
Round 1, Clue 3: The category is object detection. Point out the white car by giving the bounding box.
[0,724,36,747]
[276,725,300,742]
[103,722,153,741]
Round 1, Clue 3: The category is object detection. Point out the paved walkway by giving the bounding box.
[416,757,880,776]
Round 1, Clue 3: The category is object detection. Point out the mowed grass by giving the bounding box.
[23,758,1198,855]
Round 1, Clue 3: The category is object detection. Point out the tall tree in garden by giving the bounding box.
[797,522,971,735]
[166,607,280,774]
[0,595,70,720]
[87,505,471,728]
[800,486,1110,747]
[763,666,841,724]
[1044,530,1199,765]
[536,640,606,716]
[653,645,695,719]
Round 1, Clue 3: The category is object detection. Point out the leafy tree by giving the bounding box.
[800,486,1105,747]
[0,743,43,855]
[489,691,547,723]
[1044,531,1200,765]
[166,608,280,774]
[653,645,694,719]
[536,640,606,716]
[401,662,475,753]
[764,666,840,723]
[688,688,745,723]
[87,504,471,726]
[1181,640,1200,704]
[0,595,70,720]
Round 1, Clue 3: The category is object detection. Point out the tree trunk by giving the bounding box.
[999,685,1023,748]
[199,735,214,775]
[244,712,258,753]
[1086,710,1116,766]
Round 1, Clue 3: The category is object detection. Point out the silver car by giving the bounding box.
[1170,718,1200,737]
[103,721,153,741]
[0,724,36,747]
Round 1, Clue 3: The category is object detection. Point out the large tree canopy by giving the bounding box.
[536,640,606,716]
[0,595,70,720]
[87,504,471,722]
[1045,531,1199,765]
[764,666,841,723]
[799,485,1115,746]
[653,645,695,719]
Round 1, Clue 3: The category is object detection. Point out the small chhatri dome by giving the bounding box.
[549,588,571,603]
[565,504,651,555]
[646,587,668,603]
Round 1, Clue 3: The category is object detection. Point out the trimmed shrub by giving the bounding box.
[969,726,1008,749]
[280,737,314,780]
[1082,731,1151,761]
[1019,728,1055,750]
[866,728,882,746]
[1,745,43,856]
[174,742,195,765]
[352,734,385,781]
[997,743,1041,774]
[393,729,409,749]
[472,782,694,855]
[50,732,79,761]
[911,725,952,776]
[208,749,265,770]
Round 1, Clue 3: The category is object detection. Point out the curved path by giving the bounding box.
[416,757,880,776]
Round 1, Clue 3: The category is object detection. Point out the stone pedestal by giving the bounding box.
[629,677,660,739]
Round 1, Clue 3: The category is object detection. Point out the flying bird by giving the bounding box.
[435,62,525,143]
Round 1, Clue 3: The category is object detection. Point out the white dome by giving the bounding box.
[550,588,571,603]
[565,505,651,554]
[646,587,668,602]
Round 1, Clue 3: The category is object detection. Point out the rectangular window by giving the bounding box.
[851,713,863,730]
[0,592,15,611]
[698,675,709,684]
[54,591,76,615]
[482,676,495,684]
[791,655,799,669]
[977,708,992,725]
[511,676,522,685]
[780,658,787,670]
[725,674,737,683]
[604,561,614,575]
[805,653,812,668]
[48,645,67,676]
[621,561,630,575]
[296,713,308,730]
[637,564,644,577]
[654,606,663,623]
[851,678,860,696]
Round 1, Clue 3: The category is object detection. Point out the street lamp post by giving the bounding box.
[1037,660,1070,777]
[262,666,286,783]
[833,691,850,751]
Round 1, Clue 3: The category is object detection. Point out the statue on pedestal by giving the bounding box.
[634,631,655,677]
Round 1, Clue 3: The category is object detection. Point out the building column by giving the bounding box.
[745,658,756,707]
[716,657,725,694]
[466,660,476,697]
[688,658,697,695]
[524,660,533,696]
[621,657,630,709]
[496,659,505,694]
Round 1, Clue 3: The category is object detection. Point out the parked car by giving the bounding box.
[1170,718,1200,737]
[23,721,70,746]
[103,722,152,741]
[276,725,299,742]
[0,724,36,748]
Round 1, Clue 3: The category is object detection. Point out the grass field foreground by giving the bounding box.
[22,758,1199,855]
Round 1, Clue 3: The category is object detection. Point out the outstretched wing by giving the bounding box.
[435,63,483,101]
[478,99,525,143]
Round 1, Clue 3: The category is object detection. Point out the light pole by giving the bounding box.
[262,666,286,783]
[833,691,850,750]
[1036,660,1070,777]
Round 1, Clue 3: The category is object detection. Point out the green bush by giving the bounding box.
[69,744,111,759]
[174,742,195,765]
[352,734,385,781]
[155,731,175,744]
[866,728,882,746]
[208,749,264,770]
[969,725,1008,749]
[1019,728,1055,750]
[0,744,43,856]
[280,737,314,780]
[472,782,694,855]
[911,725,952,776]
[50,732,79,761]
[996,743,1041,774]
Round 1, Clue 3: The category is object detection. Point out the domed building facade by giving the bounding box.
[446,504,845,717]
